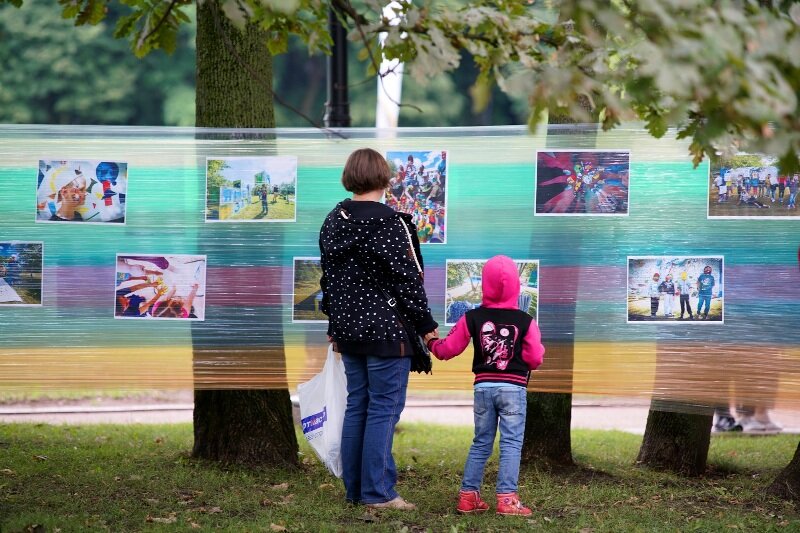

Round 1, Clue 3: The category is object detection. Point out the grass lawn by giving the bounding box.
[227,197,295,221]
[2,424,799,532]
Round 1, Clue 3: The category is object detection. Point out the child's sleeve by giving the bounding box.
[426,316,471,361]
[522,321,545,371]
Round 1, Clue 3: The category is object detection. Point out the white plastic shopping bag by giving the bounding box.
[297,344,347,478]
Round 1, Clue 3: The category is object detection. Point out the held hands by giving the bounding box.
[423,329,439,343]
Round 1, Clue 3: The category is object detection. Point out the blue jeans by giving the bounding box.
[462,385,527,494]
[341,353,410,504]
[697,294,711,316]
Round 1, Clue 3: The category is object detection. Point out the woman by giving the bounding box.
[318,148,438,510]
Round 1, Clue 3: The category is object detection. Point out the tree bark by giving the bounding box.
[769,438,800,501]
[522,111,597,466]
[636,401,712,476]
[191,0,297,466]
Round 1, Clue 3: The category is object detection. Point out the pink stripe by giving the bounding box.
[475,372,527,383]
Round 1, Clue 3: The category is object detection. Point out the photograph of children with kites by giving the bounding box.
[205,156,297,222]
[445,259,538,325]
[36,159,127,223]
[292,257,327,323]
[114,254,207,320]
[535,150,630,215]
[385,150,447,244]
[0,242,43,306]
[708,153,799,218]
[627,256,724,323]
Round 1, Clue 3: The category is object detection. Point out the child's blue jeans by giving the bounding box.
[461,384,527,494]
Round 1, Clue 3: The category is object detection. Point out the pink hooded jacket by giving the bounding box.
[428,255,545,373]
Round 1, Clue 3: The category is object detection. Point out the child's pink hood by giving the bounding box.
[482,255,520,309]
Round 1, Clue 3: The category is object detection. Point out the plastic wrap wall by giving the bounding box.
[0,124,798,413]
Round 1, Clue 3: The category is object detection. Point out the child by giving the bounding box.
[648,272,661,317]
[676,271,694,320]
[659,273,676,318]
[426,255,545,516]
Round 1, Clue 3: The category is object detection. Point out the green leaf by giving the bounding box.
[645,113,668,138]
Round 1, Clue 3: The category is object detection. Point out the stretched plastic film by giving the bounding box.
[0,124,798,415]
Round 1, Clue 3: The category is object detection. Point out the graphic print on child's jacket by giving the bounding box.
[480,322,519,370]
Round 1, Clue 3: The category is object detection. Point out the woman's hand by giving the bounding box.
[423,329,439,343]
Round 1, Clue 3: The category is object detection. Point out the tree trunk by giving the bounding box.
[191,0,297,466]
[636,400,712,476]
[769,441,800,501]
[522,112,597,466]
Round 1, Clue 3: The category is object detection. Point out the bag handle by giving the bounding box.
[398,217,423,275]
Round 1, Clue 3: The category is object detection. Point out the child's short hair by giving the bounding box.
[342,148,391,194]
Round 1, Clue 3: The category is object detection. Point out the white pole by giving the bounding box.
[376,2,405,131]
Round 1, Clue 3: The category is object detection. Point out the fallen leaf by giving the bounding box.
[318,483,334,490]
[145,514,177,524]
[33,455,48,461]
[209,506,222,514]
[154,437,164,444]
[271,482,289,491]
[1,469,15,476]
[190,522,201,529]
[113,476,121,481]
[270,525,287,532]
[260,498,273,506]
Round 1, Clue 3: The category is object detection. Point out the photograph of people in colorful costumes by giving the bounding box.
[709,153,800,218]
[384,150,447,243]
[36,159,127,223]
[627,256,723,323]
[535,150,630,215]
[114,254,207,320]
[0,242,43,306]
[445,259,538,325]
[205,156,297,222]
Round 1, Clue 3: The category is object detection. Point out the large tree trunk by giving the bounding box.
[191,0,297,466]
[636,400,712,476]
[769,438,800,500]
[522,115,597,466]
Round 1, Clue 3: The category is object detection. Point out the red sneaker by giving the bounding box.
[496,493,532,516]
[456,490,489,514]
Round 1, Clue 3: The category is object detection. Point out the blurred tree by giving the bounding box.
[0,2,195,125]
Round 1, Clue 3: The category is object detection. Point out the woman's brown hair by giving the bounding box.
[341,148,391,194]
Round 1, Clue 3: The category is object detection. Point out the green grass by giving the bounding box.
[1,424,799,532]
[0,389,186,405]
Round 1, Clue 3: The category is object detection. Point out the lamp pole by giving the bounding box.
[323,6,351,128]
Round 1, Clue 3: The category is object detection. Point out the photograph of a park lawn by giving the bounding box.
[293,257,326,322]
[205,156,297,222]
[446,259,538,325]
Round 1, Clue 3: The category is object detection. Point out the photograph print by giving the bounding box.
[385,150,447,244]
[206,156,297,222]
[115,254,207,320]
[445,259,538,326]
[292,257,327,323]
[36,159,128,223]
[535,150,630,215]
[627,256,723,323]
[708,153,799,218]
[0,242,43,306]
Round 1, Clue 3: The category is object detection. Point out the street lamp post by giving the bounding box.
[323,7,351,128]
